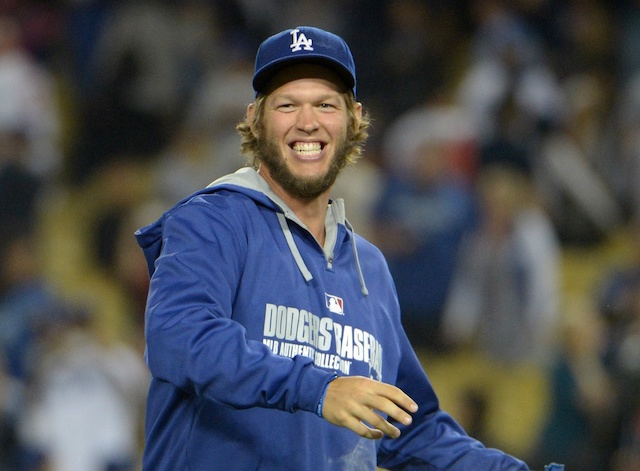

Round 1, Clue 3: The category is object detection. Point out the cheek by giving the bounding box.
[329,123,349,145]
[264,112,293,141]
[327,115,350,137]
[261,124,284,149]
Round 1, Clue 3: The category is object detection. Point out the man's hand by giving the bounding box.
[321,376,418,440]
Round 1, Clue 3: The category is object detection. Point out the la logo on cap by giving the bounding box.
[290,28,313,52]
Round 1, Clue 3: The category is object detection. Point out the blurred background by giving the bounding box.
[1,0,640,470]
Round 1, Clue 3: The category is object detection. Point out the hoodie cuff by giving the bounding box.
[316,373,339,417]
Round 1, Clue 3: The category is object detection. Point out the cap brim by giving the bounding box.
[253,54,355,95]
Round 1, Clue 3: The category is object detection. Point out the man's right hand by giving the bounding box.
[321,376,418,440]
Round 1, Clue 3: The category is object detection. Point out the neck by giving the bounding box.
[258,168,330,246]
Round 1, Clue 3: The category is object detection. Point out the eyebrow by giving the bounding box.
[271,92,344,104]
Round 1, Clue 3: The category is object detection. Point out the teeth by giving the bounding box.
[293,142,322,156]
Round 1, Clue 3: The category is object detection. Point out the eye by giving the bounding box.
[275,102,298,113]
[319,102,337,111]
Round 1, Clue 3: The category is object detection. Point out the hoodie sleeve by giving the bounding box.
[139,199,333,414]
[376,327,530,471]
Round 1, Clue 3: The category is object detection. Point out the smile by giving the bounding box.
[292,141,323,157]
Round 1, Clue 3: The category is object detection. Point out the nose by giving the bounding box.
[296,105,319,133]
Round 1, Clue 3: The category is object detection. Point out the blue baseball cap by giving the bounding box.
[253,26,357,97]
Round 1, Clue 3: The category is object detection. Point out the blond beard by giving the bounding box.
[255,135,349,201]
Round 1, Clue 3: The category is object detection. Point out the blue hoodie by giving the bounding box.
[135,167,529,470]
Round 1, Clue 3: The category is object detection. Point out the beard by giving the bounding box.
[256,133,350,201]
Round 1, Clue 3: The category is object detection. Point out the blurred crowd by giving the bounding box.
[1,0,640,470]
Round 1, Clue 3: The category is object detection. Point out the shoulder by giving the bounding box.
[170,188,261,224]
[158,190,261,249]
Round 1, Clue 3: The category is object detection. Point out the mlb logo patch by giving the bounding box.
[325,293,344,315]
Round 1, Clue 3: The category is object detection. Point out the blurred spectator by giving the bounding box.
[536,71,623,245]
[343,0,461,147]
[152,51,255,203]
[61,0,111,98]
[442,163,561,366]
[18,305,148,471]
[531,295,618,470]
[340,0,388,139]
[66,0,223,185]
[477,89,533,176]
[598,221,640,364]
[0,226,61,381]
[372,100,478,350]
[456,0,565,145]
[0,14,61,180]
[616,70,640,222]
[0,15,45,235]
[0,224,67,470]
[597,219,640,469]
[374,0,454,126]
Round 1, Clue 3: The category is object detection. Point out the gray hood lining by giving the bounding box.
[208,167,368,296]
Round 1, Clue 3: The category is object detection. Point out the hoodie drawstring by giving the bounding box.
[277,212,313,282]
[276,212,369,297]
[345,219,369,297]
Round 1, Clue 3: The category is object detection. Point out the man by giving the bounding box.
[136,26,531,470]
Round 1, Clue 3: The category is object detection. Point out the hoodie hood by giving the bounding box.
[136,167,368,295]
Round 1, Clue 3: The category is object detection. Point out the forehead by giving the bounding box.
[264,63,349,97]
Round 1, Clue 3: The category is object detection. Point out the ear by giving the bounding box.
[247,103,259,137]
[353,101,363,126]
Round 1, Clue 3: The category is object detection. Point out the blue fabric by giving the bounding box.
[136,178,528,470]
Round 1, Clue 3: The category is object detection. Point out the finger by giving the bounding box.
[330,399,399,439]
[359,408,401,439]
[373,382,418,415]
[369,398,413,429]
[366,383,418,425]
[344,416,385,440]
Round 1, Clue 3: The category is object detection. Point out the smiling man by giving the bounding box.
[135,26,532,470]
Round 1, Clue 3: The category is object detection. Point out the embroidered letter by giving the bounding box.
[290,28,313,52]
